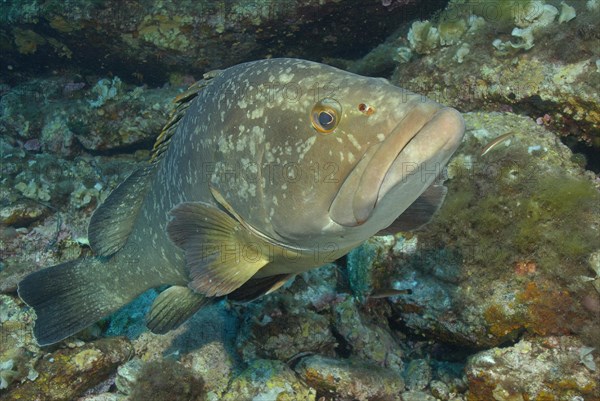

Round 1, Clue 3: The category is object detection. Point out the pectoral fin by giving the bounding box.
[146,286,210,334]
[167,202,270,297]
[378,183,448,235]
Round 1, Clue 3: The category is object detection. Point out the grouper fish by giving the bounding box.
[18,58,465,346]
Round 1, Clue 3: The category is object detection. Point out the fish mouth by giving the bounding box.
[330,105,465,227]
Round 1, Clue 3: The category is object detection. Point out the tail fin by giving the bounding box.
[18,257,139,346]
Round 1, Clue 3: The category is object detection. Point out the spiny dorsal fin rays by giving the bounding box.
[150,73,221,165]
[166,202,272,297]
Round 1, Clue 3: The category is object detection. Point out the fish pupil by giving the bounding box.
[319,111,335,128]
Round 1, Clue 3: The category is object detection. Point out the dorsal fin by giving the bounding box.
[89,71,222,257]
[88,166,155,256]
[150,72,221,165]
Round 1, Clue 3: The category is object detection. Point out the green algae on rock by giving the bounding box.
[347,111,600,349]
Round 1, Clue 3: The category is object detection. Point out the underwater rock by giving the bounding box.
[407,21,440,54]
[1,337,133,401]
[0,0,439,85]
[284,264,340,313]
[403,359,432,391]
[180,341,237,400]
[127,359,206,401]
[221,359,316,401]
[73,83,178,152]
[392,0,600,153]
[296,354,405,401]
[353,112,600,348]
[235,308,336,362]
[400,391,437,401]
[333,297,404,372]
[231,265,341,363]
[123,302,239,400]
[0,76,178,154]
[0,150,145,294]
[77,394,127,401]
[466,336,600,400]
[114,357,143,395]
[429,380,451,400]
[0,294,40,391]
[0,200,48,227]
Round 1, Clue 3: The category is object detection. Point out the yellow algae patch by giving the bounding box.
[137,14,194,52]
[73,348,101,370]
[49,16,82,33]
[13,28,46,54]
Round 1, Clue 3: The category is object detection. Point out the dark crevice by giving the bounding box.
[331,326,352,358]
[80,136,157,158]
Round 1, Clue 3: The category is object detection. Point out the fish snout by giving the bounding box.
[376,106,465,206]
[330,104,465,229]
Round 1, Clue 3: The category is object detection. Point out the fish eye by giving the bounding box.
[311,98,341,134]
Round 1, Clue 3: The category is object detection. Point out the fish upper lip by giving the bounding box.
[349,103,441,225]
[375,106,465,211]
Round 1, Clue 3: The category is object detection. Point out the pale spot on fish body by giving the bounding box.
[297,136,316,161]
[346,134,362,151]
[264,150,275,164]
[250,108,264,119]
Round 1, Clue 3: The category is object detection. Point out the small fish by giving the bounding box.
[480,131,515,157]
[18,58,465,345]
[369,288,413,299]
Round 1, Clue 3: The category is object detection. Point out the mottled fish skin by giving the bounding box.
[17,58,465,345]
[148,59,464,271]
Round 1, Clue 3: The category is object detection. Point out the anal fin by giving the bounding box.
[146,286,210,334]
[88,166,154,256]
